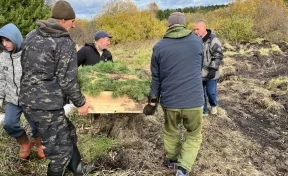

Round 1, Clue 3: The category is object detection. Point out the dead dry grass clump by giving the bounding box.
[192,118,264,176]
[220,78,285,115]
[0,40,287,176]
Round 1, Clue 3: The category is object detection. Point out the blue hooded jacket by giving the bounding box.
[0,23,23,53]
[0,23,23,106]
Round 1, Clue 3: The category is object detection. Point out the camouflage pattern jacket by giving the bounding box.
[20,18,85,110]
[0,23,24,106]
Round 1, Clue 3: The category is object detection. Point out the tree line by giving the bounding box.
[157,4,227,20]
[1,0,288,43]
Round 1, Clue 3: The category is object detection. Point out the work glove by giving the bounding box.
[206,68,217,80]
[143,96,158,115]
[143,104,157,115]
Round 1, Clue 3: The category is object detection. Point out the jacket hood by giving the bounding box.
[36,18,70,38]
[0,23,23,53]
[163,26,191,39]
[203,29,216,42]
[209,29,216,38]
[85,43,108,53]
[85,43,95,48]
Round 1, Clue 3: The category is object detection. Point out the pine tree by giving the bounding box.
[0,0,51,35]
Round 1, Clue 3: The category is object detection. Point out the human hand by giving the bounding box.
[77,102,94,116]
[206,69,217,80]
[143,104,157,115]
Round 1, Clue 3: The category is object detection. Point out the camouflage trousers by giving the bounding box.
[22,106,77,170]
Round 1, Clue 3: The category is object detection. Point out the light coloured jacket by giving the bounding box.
[202,29,223,81]
[0,23,23,106]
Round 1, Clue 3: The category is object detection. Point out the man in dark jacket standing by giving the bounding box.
[20,1,94,175]
[77,30,113,66]
[143,12,204,176]
[194,20,223,115]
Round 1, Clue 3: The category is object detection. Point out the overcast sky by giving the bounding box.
[67,0,229,19]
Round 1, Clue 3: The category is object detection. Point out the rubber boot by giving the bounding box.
[15,132,33,159]
[67,145,96,176]
[33,137,46,159]
[47,164,64,176]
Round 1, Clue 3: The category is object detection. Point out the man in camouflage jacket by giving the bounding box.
[20,1,94,175]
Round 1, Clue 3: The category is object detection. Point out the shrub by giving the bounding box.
[252,0,288,42]
[94,0,166,43]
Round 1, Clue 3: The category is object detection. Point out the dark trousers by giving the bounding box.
[22,106,77,171]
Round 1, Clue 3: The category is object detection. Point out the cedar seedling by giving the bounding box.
[78,61,151,101]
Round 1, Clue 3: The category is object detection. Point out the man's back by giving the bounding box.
[151,33,204,108]
[20,19,85,110]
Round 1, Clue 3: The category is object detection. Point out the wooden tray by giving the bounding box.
[84,91,146,114]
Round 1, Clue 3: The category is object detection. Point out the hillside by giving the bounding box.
[0,39,287,176]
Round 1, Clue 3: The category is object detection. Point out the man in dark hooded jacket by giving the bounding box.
[143,12,204,176]
[77,30,113,66]
[20,1,94,175]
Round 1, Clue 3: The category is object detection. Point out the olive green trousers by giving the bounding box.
[163,106,203,172]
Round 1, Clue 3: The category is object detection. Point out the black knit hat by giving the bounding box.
[51,1,76,20]
[168,12,186,27]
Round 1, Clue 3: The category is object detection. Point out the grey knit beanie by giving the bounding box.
[167,12,186,27]
[51,1,76,20]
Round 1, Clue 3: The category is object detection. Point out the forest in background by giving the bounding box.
[1,0,288,44]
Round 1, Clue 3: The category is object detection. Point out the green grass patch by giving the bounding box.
[252,38,265,44]
[78,134,119,161]
[259,48,270,56]
[271,44,282,52]
[267,76,288,90]
[78,61,151,101]
[259,45,282,56]
[223,51,239,56]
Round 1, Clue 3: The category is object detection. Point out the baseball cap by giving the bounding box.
[95,30,113,40]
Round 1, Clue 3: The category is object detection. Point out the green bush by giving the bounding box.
[216,16,253,43]
[94,0,166,43]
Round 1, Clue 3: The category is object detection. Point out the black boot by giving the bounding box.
[67,145,96,176]
[47,164,64,176]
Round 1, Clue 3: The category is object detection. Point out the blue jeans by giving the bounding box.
[203,80,218,114]
[3,103,38,137]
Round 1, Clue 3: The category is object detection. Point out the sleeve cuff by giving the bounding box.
[73,95,86,107]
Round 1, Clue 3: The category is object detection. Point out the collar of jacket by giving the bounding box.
[163,25,191,39]
[2,50,22,59]
[36,18,70,38]
[202,29,212,43]
[85,43,107,54]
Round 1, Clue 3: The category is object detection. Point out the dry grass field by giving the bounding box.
[0,39,287,176]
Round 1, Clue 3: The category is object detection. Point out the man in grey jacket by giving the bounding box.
[20,1,94,175]
[194,20,223,115]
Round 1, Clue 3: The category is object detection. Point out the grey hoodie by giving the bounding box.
[0,23,23,106]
